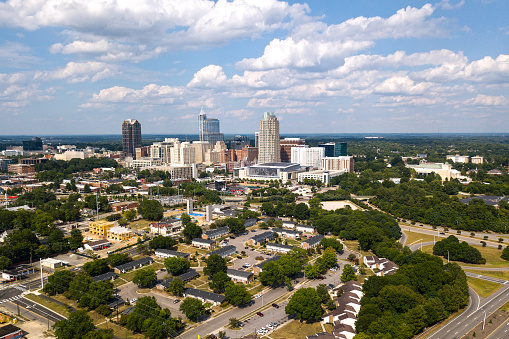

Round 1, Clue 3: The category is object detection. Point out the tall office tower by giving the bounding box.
[336,142,347,157]
[122,119,142,158]
[230,135,250,150]
[258,112,280,163]
[280,138,306,162]
[198,108,224,146]
[254,132,259,148]
[22,136,43,151]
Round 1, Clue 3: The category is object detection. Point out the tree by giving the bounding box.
[225,283,251,306]
[53,310,95,339]
[183,223,202,240]
[316,284,331,304]
[82,259,110,277]
[167,277,185,297]
[124,209,136,221]
[83,184,92,193]
[79,281,114,310]
[180,213,192,226]
[133,268,157,288]
[260,261,285,286]
[321,247,337,268]
[83,329,114,339]
[0,256,11,271]
[165,257,191,276]
[341,264,356,282]
[69,229,84,250]
[304,264,322,279]
[285,288,323,321]
[126,296,183,337]
[204,254,227,277]
[320,238,343,253]
[502,245,509,261]
[137,199,164,221]
[106,253,131,267]
[180,297,205,322]
[294,203,309,220]
[229,317,241,327]
[277,255,303,277]
[209,271,231,293]
[149,235,177,250]
[69,273,93,302]
[43,269,75,295]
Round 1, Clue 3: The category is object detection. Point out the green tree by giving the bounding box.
[179,297,205,322]
[204,254,227,277]
[69,229,84,250]
[180,213,192,226]
[124,209,136,221]
[285,288,323,321]
[106,253,131,267]
[82,259,110,277]
[149,235,177,250]
[137,199,164,221]
[43,269,75,295]
[0,256,11,271]
[83,329,114,339]
[83,184,92,194]
[294,203,309,220]
[321,247,337,268]
[33,211,55,236]
[183,223,202,240]
[224,283,251,306]
[260,261,285,286]
[165,257,190,276]
[79,281,114,310]
[341,264,356,282]
[277,254,303,277]
[304,264,322,279]
[502,245,509,261]
[69,273,93,302]
[48,229,69,253]
[133,268,157,288]
[209,271,231,293]
[316,284,331,304]
[53,310,95,339]
[166,277,185,297]
[320,238,343,253]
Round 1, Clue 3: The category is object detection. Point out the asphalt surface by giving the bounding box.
[488,319,509,339]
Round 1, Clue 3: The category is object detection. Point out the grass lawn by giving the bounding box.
[501,300,509,312]
[467,276,503,298]
[403,230,437,246]
[464,270,509,280]
[271,320,325,339]
[119,262,164,282]
[24,294,71,318]
[422,243,506,267]
[342,240,372,257]
[177,244,208,255]
[97,322,144,339]
[128,219,153,231]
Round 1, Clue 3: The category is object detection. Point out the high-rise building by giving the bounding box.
[230,135,250,150]
[258,112,280,163]
[22,137,43,151]
[254,132,259,148]
[198,108,224,146]
[321,156,354,172]
[122,119,142,158]
[280,138,306,162]
[318,142,348,157]
[291,146,324,167]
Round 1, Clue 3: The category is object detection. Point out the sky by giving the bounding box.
[0,0,508,135]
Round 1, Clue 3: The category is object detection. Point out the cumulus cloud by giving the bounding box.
[237,4,447,71]
[465,94,507,106]
[187,65,227,88]
[87,84,185,105]
[440,0,465,10]
[34,62,119,83]
[0,42,40,68]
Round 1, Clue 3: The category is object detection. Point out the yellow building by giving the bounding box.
[107,226,133,241]
[89,220,115,236]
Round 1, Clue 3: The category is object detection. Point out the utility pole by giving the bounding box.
[447,250,449,263]
[40,258,44,289]
[482,310,486,330]
[96,192,99,220]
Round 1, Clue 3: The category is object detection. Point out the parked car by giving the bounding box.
[257,312,264,317]
[237,256,242,259]
[174,299,180,303]
[328,284,335,288]
[254,294,261,299]
[272,303,279,308]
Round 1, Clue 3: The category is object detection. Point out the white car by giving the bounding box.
[267,324,274,329]
[254,294,261,299]
[243,263,251,268]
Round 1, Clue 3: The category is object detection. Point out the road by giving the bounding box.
[488,319,509,339]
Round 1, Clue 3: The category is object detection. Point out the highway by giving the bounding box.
[11,296,67,323]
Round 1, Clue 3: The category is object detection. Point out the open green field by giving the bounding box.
[271,320,328,339]
[403,230,437,246]
[119,262,164,281]
[467,276,503,297]
[420,244,506,267]
[342,240,373,257]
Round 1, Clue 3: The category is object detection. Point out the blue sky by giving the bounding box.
[0,0,508,135]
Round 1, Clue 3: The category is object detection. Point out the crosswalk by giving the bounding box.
[0,284,28,304]
[0,294,23,304]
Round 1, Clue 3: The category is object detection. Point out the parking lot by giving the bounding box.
[224,228,276,270]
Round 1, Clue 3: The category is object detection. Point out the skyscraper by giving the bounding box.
[198,108,224,146]
[258,112,280,163]
[122,119,142,158]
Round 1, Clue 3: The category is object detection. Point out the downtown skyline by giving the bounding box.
[1,0,508,135]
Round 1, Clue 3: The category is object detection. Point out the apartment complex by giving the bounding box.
[258,112,280,163]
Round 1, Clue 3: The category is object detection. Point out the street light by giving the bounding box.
[482,310,487,330]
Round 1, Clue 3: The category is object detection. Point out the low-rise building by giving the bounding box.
[154,249,190,261]
[205,245,236,258]
[296,224,316,234]
[40,258,64,270]
[202,227,229,240]
[7,164,35,174]
[227,269,254,284]
[266,243,295,253]
[89,220,115,236]
[191,238,216,249]
[114,257,153,274]
[84,239,111,251]
[298,170,344,185]
[111,201,138,212]
[272,228,302,239]
[0,324,24,339]
[282,221,297,229]
[247,231,274,246]
[1,265,35,281]
[157,269,199,290]
[363,255,399,276]
[150,219,183,236]
[92,272,118,283]
[471,156,484,164]
[446,154,469,163]
[301,234,324,249]
[107,226,133,241]
[183,288,225,306]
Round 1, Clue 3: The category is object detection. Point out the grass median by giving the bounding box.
[466,276,503,298]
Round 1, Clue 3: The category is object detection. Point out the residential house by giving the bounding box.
[272,228,302,239]
[296,224,316,234]
[202,227,229,240]
[227,269,254,284]
[191,238,216,249]
[150,218,183,236]
[363,255,399,276]
[93,272,118,283]
[154,249,190,261]
[266,243,295,254]
[113,257,153,274]
[182,288,226,306]
[253,256,280,275]
[157,269,199,290]
[247,231,274,246]
[301,234,324,249]
[205,245,236,258]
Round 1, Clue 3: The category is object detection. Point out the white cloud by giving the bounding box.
[465,94,507,106]
[34,62,119,83]
[0,42,40,68]
[440,0,465,10]
[87,84,185,105]
[374,76,434,95]
[237,4,447,71]
[187,65,227,88]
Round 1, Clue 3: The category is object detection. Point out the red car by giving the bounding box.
[257,312,264,317]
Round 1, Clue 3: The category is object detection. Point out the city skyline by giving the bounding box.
[1,1,508,135]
